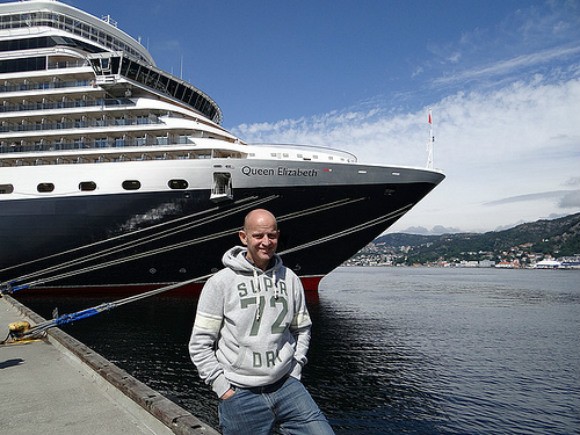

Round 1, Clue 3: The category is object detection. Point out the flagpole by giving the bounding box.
[426,108,434,169]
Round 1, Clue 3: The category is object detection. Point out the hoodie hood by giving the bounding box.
[222,246,283,276]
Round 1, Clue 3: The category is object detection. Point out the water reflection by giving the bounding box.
[19,289,446,433]
[19,268,580,434]
[306,292,447,434]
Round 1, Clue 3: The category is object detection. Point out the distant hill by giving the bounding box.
[371,212,580,264]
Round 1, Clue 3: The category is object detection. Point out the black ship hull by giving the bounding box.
[0,180,439,293]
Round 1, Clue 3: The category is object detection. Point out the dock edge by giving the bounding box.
[3,294,219,435]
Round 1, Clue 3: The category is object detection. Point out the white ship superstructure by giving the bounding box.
[0,1,444,293]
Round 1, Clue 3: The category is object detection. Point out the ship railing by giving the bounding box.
[0,79,92,94]
[250,143,358,163]
[0,147,224,167]
[47,60,91,70]
[0,98,134,114]
[0,136,195,155]
[0,106,156,134]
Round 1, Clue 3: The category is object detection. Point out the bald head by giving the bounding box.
[243,209,278,232]
[239,209,279,270]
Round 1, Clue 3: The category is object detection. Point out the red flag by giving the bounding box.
[428,112,432,124]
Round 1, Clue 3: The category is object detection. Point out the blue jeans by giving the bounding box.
[218,376,334,435]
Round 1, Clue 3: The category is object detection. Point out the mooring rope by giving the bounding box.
[279,204,414,255]
[1,196,278,293]
[1,195,384,295]
[1,199,412,344]
[19,227,236,289]
[1,195,272,282]
[2,272,214,344]
[0,201,224,275]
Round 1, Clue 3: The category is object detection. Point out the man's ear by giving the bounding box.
[239,230,248,246]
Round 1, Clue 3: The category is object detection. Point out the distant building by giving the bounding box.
[535,259,561,269]
[495,261,515,269]
[478,260,495,268]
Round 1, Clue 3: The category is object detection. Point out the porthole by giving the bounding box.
[122,180,141,190]
[168,179,188,189]
[0,184,14,194]
[79,181,97,191]
[37,183,55,193]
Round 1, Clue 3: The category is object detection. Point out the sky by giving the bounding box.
[46,1,580,233]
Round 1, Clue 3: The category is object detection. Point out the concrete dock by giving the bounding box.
[0,295,219,435]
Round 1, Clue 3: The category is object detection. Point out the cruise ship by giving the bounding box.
[0,0,445,294]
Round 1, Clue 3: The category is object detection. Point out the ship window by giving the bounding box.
[0,184,14,194]
[37,183,55,193]
[79,181,97,191]
[183,88,193,104]
[122,180,141,190]
[0,56,46,74]
[168,179,188,190]
[156,136,168,145]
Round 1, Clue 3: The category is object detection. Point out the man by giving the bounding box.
[189,209,334,435]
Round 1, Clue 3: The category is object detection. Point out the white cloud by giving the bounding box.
[433,45,580,86]
[232,74,580,233]
[447,52,462,64]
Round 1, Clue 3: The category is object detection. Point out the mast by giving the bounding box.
[426,108,434,169]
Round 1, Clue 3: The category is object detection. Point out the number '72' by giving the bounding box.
[240,296,289,336]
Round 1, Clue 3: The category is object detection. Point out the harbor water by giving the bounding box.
[18,267,580,434]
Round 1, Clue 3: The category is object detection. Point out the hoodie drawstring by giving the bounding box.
[273,270,279,300]
[253,269,262,320]
[253,269,279,321]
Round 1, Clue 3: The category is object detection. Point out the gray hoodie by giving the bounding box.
[188,246,312,398]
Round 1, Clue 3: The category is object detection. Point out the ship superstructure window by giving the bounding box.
[155,136,168,145]
[110,56,222,124]
[122,180,141,190]
[37,183,55,193]
[0,184,14,194]
[168,179,188,190]
[0,56,46,74]
[0,11,149,63]
[79,181,97,191]
[0,36,102,55]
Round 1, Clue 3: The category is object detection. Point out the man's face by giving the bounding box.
[239,213,279,270]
